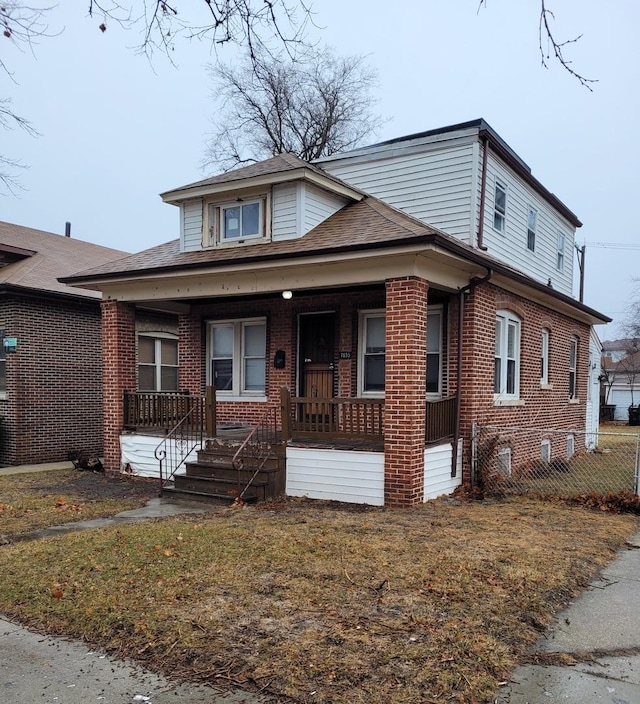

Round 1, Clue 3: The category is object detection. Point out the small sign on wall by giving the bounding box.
[339,351,352,360]
[3,337,17,353]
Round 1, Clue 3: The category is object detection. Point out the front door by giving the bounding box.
[299,313,336,400]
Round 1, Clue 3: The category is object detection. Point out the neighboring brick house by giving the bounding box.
[63,120,609,507]
[0,222,127,466]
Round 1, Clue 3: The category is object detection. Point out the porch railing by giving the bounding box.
[155,403,205,490]
[280,387,384,441]
[232,406,281,502]
[123,391,203,431]
[426,395,457,444]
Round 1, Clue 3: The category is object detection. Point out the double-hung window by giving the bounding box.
[138,335,179,391]
[493,181,507,233]
[494,311,521,400]
[360,312,386,395]
[569,336,578,399]
[207,198,265,245]
[209,319,267,397]
[426,307,443,395]
[556,232,565,271]
[527,207,537,252]
[540,328,550,386]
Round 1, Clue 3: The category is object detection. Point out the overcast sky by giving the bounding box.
[2,1,638,338]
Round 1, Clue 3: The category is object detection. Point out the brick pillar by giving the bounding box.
[101,300,136,475]
[337,301,354,397]
[178,313,203,394]
[384,277,428,507]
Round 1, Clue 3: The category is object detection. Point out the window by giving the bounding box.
[540,328,550,386]
[138,335,178,391]
[426,307,443,395]
[493,181,507,232]
[209,319,266,396]
[527,207,537,251]
[359,309,444,396]
[569,336,578,399]
[494,311,521,399]
[207,198,265,245]
[556,232,565,271]
[497,447,512,476]
[566,434,575,459]
[541,439,551,464]
[360,312,386,395]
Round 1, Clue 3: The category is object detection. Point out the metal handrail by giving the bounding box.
[155,403,204,491]
[231,406,279,502]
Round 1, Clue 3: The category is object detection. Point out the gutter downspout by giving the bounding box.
[476,136,489,251]
[451,268,493,477]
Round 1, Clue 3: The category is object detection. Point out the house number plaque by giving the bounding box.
[339,351,352,360]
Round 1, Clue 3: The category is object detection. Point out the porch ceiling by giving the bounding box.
[95,245,487,306]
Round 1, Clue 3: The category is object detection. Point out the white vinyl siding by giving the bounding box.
[303,183,350,233]
[321,141,476,242]
[271,183,299,240]
[286,447,384,505]
[181,200,203,252]
[423,440,463,502]
[479,153,575,296]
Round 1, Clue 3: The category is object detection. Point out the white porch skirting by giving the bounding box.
[423,439,463,501]
[119,434,200,478]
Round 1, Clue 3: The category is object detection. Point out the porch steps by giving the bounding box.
[162,438,286,504]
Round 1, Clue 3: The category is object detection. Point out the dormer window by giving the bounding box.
[205,196,268,247]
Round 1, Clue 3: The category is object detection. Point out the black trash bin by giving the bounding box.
[629,405,640,426]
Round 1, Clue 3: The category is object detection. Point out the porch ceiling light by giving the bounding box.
[282,290,293,300]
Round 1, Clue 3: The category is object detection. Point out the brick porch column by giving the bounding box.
[101,300,136,475]
[384,277,428,507]
[178,313,203,394]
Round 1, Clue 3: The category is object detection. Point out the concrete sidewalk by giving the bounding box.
[497,529,640,703]
[0,460,76,476]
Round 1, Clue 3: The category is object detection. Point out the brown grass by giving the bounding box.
[0,493,637,703]
[0,470,158,538]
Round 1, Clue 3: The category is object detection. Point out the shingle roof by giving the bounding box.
[161,153,359,199]
[0,221,129,299]
[62,197,443,281]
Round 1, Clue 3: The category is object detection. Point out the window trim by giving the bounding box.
[494,310,521,401]
[568,336,578,400]
[540,328,550,387]
[137,333,179,392]
[556,231,566,271]
[527,206,537,252]
[493,180,507,233]
[358,310,386,398]
[207,317,267,400]
[204,193,269,248]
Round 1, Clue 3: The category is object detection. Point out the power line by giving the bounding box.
[583,242,640,250]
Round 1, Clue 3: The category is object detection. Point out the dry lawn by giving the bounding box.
[0,492,637,704]
[0,470,158,538]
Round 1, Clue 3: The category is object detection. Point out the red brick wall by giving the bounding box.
[178,313,203,395]
[0,295,103,466]
[384,277,428,507]
[102,300,136,474]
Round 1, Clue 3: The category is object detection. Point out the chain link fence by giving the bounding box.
[472,424,640,498]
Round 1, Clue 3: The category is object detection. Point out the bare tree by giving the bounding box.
[479,0,597,90]
[0,98,39,193]
[203,47,381,172]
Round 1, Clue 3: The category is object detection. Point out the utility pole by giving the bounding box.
[575,243,586,303]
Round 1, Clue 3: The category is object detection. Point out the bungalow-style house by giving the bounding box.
[600,339,640,422]
[0,221,127,466]
[62,119,609,507]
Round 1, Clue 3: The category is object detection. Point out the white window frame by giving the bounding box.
[358,310,386,397]
[556,231,566,271]
[207,318,267,399]
[493,180,507,233]
[426,305,443,398]
[494,311,521,401]
[569,336,578,400]
[540,328,550,387]
[527,207,537,252]
[137,333,179,392]
[205,196,268,247]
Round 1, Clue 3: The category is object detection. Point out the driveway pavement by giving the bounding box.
[497,529,640,704]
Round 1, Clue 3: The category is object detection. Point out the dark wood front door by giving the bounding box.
[299,313,336,400]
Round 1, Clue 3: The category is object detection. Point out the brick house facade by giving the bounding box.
[0,222,126,467]
[63,134,608,507]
